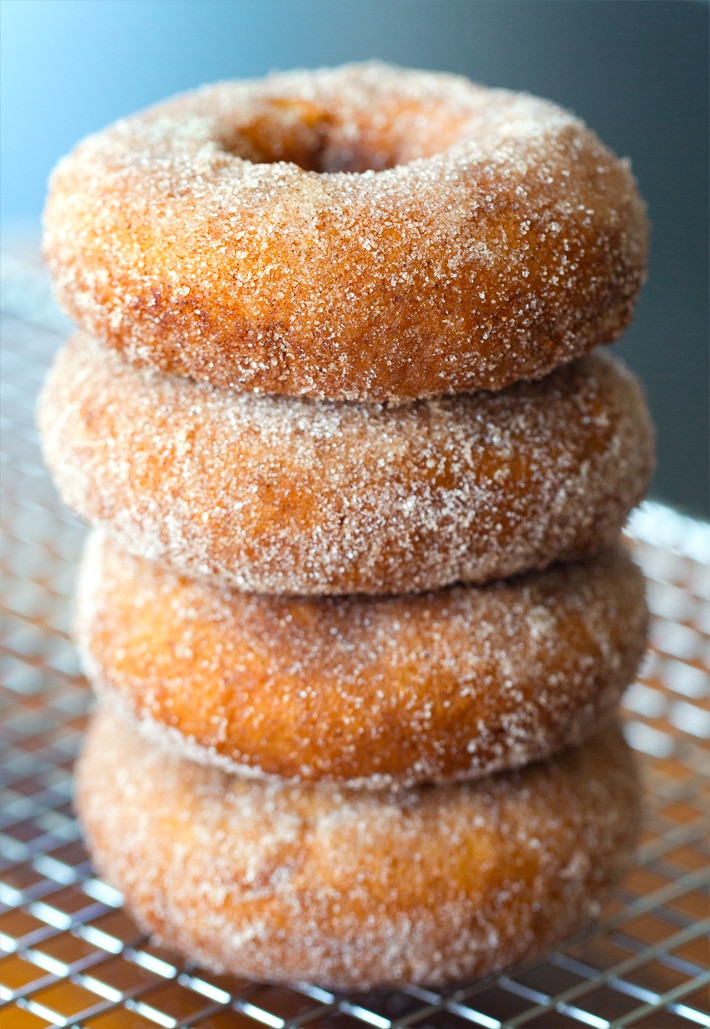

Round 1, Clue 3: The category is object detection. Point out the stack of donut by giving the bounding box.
[38,64,653,989]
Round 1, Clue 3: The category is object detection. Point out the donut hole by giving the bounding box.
[216,97,466,173]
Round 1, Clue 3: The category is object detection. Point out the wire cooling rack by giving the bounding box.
[1,250,709,1028]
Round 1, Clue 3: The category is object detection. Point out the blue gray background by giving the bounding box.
[2,0,707,517]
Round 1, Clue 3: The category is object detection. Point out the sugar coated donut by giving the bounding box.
[77,707,640,989]
[43,63,648,403]
[38,334,654,595]
[77,532,648,788]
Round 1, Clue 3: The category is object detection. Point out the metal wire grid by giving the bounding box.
[1,252,709,1029]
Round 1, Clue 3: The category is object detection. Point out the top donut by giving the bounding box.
[44,63,648,403]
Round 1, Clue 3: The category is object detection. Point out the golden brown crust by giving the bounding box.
[76,532,648,788]
[43,63,648,403]
[37,335,654,595]
[77,707,641,990]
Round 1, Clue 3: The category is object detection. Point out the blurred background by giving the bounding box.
[1,0,707,517]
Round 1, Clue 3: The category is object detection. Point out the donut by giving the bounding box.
[76,532,648,788]
[77,706,640,990]
[38,334,654,595]
[43,63,648,403]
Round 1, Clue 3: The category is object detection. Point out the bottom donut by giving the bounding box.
[77,707,641,989]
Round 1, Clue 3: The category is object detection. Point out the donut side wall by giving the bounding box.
[37,335,655,595]
[74,533,649,787]
[76,709,642,989]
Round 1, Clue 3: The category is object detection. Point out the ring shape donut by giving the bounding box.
[77,533,648,788]
[78,708,640,990]
[43,63,648,403]
[38,335,654,595]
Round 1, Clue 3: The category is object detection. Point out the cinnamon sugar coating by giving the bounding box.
[77,533,648,788]
[38,334,653,594]
[43,63,648,402]
[77,707,640,990]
